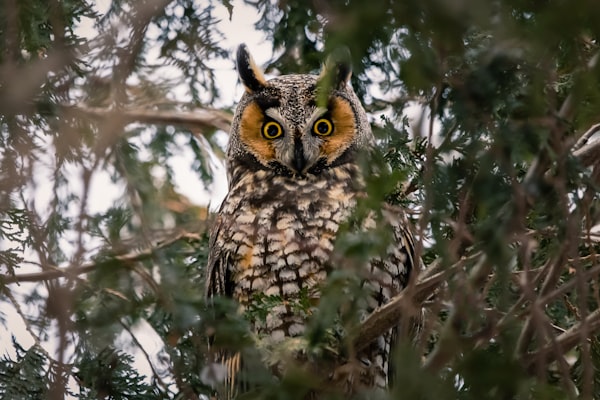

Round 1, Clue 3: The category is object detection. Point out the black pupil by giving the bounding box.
[267,124,279,137]
[317,121,329,134]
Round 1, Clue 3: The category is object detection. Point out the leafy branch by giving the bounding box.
[0,231,203,285]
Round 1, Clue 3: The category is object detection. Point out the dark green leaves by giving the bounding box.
[0,340,48,400]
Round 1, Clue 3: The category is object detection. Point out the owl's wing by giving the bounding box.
[379,203,422,385]
[205,215,243,399]
[337,203,420,390]
[383,203,418,288]
[205,214,233,298]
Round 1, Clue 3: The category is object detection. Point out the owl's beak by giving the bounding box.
[293,136,306,173]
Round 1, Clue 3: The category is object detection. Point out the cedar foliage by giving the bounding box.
[1,0,599,399]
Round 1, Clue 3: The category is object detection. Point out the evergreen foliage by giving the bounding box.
[0,0,599,398]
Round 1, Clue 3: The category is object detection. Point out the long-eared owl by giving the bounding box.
[206,44,418,397]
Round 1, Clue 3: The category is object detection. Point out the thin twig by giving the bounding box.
[515,247,570,356]
[119,319,171,393]
[499,261,600,330]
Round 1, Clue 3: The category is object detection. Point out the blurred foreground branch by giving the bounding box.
[0,231,202,285]
[62,105,233,133]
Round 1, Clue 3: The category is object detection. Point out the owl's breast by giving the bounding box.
[213,167,358,337]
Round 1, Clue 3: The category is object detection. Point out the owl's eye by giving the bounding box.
[312,118,333,136]
[262,121,283,139]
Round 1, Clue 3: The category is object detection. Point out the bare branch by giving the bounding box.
[525,308,600,370]
[352,256,467,352]
[573,136,600,167]
[62,104,233,133]
[573,123,600,150]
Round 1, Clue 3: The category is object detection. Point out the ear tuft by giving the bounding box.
[236,44,267,93]
[319,46,352,90]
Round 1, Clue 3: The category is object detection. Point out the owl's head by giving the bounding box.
[227,44,373,180]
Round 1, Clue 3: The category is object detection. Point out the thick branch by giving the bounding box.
[353,251,485,353]
[353,267,449,352]
[62,105,232,133]
[525,308,600,371]
[573,123,600,151]
[573,136,600,168]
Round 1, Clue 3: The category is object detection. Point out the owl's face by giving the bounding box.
[227,45,373,179]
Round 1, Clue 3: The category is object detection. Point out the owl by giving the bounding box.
[206,44,418,398]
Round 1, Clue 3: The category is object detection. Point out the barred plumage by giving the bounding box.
[206,44,417,398]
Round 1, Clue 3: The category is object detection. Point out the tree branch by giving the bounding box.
[62,104,232,133]
[573,123,600,151]
[573,136,600,168]
[525,308,600,371]
[353,260,458,352]
[0,231,202,285]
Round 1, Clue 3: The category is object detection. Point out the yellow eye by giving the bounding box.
[313,118,333,136]
[262,121,283,139]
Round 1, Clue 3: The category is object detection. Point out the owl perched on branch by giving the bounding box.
[206,44,418,398]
